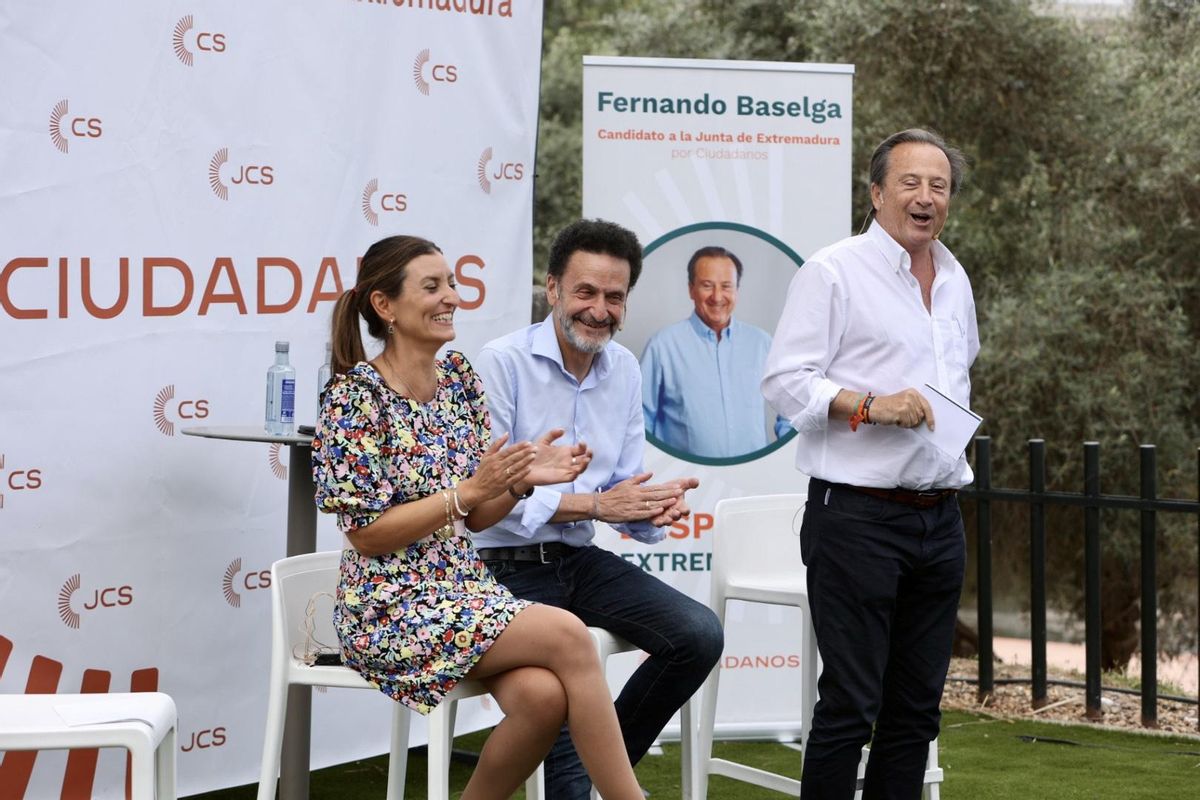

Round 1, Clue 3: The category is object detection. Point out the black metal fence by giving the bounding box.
[958,437,1200,729]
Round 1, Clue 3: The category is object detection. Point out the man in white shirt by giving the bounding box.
[762,129,977,800]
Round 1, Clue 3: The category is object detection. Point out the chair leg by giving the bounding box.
[923,738,941,800]
[427,698,459,800]
[524,762,545,800]
[157,724,177,800]
[693,594,727,800]
[127,729,157,800]
[256,668,290,800]
[679,695,694,800]
[385,703,411,800]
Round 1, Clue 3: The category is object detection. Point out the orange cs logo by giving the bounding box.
[268,444,288,480]
[209,148,273,200]
[48,99,102,154]
[173,15,227,66]
[0,452,43,511]
[222,558,271,608]
[153,385,210,437]
[58,574,134,629]
[476,147,524,195]
[412,48,458,96]
[361,178,408,226]
[182,727,228,751]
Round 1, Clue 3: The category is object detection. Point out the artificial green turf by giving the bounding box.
[194,710,1200,799]
[934,712,1200,799]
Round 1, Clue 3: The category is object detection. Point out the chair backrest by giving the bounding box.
[270,550,343,665]
[711,494,807,586]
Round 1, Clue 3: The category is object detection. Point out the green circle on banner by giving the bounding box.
[636,221,804,467]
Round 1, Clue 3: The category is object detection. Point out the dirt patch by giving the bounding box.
[942,657,1200,736]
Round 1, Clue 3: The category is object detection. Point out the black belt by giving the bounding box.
[824,480,958,510]
[477,542,581,564]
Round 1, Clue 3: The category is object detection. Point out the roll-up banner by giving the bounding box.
[0,2,543,797]
[582,56,853,738]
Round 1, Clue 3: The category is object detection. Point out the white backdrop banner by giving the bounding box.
[581,56,853,737]
[0,1,543,797]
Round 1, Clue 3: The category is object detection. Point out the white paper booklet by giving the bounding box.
[918,383,983,458]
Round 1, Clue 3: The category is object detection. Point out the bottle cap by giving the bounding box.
[275,341,289,352]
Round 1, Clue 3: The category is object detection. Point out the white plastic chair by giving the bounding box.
[426,676,544,800]
[694,494,814,798]
[257,551,410,800]
[854,741,942,800]
[0,691,177,800]
[257,550,542,800]
[693,494,943,799]
[587,628,694,800]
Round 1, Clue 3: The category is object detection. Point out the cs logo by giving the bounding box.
[153,385,210,437]
[222,558,271,608]
[182,726,228,751]
[268,444,287,480]
[58,574,134,629]
[476,147,524,195]
[173,15,227,67]
[412,48,458,95]
[0,452,43,510]
[209,147,274,201]
[48,99,102,154]
[361,178,408,226]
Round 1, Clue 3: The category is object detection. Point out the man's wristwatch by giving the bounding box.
[508,484,534,500]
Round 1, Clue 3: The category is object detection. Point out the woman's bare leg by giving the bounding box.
[467,605,643,800]
[460,666,566,800]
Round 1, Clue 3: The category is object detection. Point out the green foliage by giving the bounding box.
[972,262,1199,664]
[533,1,733,277]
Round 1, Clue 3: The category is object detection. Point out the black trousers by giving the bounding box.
[799,478,966,800]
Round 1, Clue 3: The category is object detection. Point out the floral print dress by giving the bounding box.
[312,351,530,714]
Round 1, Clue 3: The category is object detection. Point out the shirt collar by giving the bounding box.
[531,314,611,382]
[687,311,733,341]
[867,219,960,279]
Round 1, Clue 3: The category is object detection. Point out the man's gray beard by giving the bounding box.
[557,306,611,355]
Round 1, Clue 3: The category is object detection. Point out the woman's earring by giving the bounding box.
[387,319,395,335]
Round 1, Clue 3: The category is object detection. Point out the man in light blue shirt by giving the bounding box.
[474,219,723,800]
[641,245,790,457]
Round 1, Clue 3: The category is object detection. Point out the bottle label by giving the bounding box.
[281,378,295,422]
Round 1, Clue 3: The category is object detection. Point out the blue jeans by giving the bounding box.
[485,545,724,800]
[799,479,965,800]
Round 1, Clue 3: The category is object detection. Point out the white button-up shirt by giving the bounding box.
[761,221,979,490]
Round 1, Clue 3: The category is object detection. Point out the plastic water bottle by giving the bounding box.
[265,341,296,435]
[317,341,332,402]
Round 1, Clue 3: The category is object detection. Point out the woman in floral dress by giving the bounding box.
[313,235,645,800]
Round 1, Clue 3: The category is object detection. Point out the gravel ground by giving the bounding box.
[942,657,1200,736]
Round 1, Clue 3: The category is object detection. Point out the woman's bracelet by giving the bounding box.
[451,487,470,518]
[440,490,454,529]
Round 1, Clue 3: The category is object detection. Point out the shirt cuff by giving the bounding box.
[794,378,842,433]
[616,520,665,545]
[515,487,561,538]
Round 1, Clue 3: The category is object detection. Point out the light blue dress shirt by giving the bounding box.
[472,316,662,547]
[641,313,789,458]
